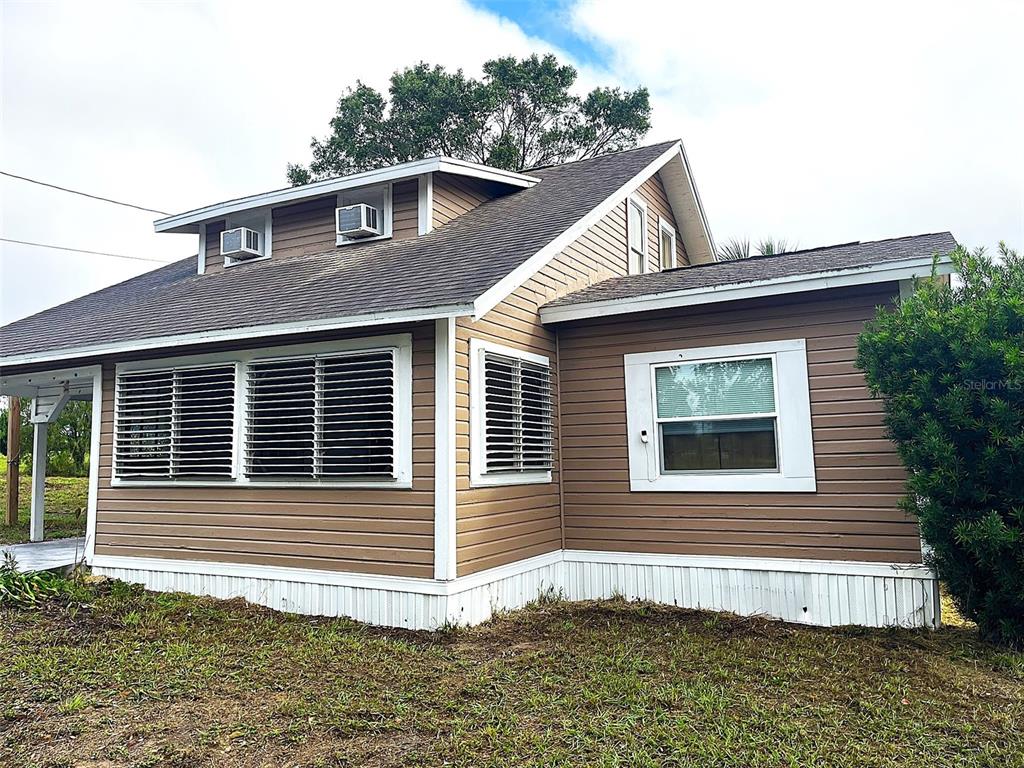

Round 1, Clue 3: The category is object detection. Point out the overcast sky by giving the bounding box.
[1,0,1021,327]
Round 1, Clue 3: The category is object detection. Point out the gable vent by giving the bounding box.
[244,350,396,480]
[114,365,236,480]
[482,352,554,473]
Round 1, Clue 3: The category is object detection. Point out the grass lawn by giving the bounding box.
[2,582,1021,768]
[0,463,88,544]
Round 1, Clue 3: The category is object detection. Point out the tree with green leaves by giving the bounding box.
[287,54,651,183]
[1,398,91,477]
[857,243,1024,647]
[716,237,798,261]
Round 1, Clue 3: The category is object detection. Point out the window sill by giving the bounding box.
[336,233,392,247]
[470,470,552,488]
[110,478,413,490]
[224,254,272,268]
[629,474,816,493]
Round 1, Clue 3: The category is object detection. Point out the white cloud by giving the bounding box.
[1,0,1020,329]
[570,0,1024,253]
[0,0,557,325]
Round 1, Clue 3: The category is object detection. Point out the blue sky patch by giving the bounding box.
[470,0,607,69]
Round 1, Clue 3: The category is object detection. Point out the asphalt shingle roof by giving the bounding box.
[543,232,958,310]
[0,141,678,361]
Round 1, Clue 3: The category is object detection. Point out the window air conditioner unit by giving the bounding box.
[336,203,381,239]
[221,227,262,259]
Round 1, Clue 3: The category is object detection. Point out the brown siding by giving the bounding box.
[271,196,337,259]
[453,170,669,575]
[432,173,505,228]
[637,173,688,269]
[556,283,921,564]
[204,220,226,272]
[392,179,419,240]
[94,323,436,578]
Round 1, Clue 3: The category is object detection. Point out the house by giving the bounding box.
[0,140,955,630]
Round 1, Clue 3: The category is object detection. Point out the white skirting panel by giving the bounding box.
[92,549,939,631]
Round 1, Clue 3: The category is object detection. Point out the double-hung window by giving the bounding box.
[112,335,412,487]
[624,339,816,492]
[470,339,554,486]
[658,217,677,270]
[627,196,648,274]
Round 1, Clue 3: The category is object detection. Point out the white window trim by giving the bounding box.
[223,209,272,268]
[624,338,816,492]
[469,338,553,488]
[658,216,677,270]
[627,194,648,274]
[112,333,413,489]
[336,183,393,246]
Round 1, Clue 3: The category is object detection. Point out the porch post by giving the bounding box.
[29,421,47,542]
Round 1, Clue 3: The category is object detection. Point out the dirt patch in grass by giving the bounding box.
[2,581,1022,768]
[0,476,88,545]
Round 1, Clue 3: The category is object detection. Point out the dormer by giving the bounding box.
[154,159,538,275]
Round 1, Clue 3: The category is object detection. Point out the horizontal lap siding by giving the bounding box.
[639,174,688,268]
[557,283,921,564]
[392,180,419,240]
[454,189,643,576]
[431,174,503,228]
[271,196,337,259]
[94,323,436,578]
[204,220,226,272]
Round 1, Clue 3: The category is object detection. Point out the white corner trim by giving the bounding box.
[85,366,102,563]
[418,174,433,235]
[540,256,955,324]
[196,224,206,275]
[154,157,537,234]
[468,338,554,488]
[472,142,683,319]
[433,317,457,580]
[623,338,816,493]
[0,304,474,369]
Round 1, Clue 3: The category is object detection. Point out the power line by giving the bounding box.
[0,237,175,264]
[0,171,170,215]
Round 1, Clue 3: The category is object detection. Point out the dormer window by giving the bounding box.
[337,184,392,246]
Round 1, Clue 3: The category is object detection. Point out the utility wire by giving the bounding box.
[0,171,170,215]
[0,237,174,264]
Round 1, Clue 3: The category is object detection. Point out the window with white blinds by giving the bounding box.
[114,364,236,480]
[111,334,412,486]
[471,341,554,485]
[245,350,396,480]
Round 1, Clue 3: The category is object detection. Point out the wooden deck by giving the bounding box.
[1,537,86,573]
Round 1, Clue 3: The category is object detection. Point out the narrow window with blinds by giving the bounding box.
[480,350,554,478]
[654,357,778,472]
[114,364,236,480]
[245,350,396,480]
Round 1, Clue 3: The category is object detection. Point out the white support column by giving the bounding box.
[433,316,457,580]
[30,421,48,542]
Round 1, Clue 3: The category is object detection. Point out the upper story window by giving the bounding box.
[469,339,554,487]
[222,210,271,267]
[112,335,412,487]
[658,217,677,270]
[627,195,648,274]
[337,184,393,246]
[624,339,816,493]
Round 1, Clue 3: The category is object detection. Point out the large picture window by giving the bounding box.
[112,335,412,487]
[625,339,816,492]
[470,339,553,486]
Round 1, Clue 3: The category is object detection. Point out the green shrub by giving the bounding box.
[857,243,1024,647]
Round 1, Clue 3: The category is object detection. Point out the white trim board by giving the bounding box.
[0,303,473,369]
[433,317,457,580]
[155,158,538,234]
[472,142,688,319]
[92,548,938,631]
[540,256,955,324]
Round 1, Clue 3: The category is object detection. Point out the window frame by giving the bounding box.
[469,338,554,488]
[657,216,677,270]
[112,333,413,489]
[223,209,273,268]
[624,339,816,492]
[336,183,393,247]
[627,194,648,275]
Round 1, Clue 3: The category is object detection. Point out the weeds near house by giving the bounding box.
[0,551,62,607]
[2,579,1023,767]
